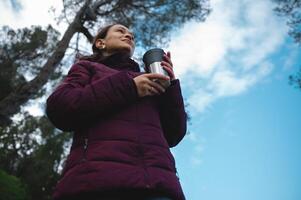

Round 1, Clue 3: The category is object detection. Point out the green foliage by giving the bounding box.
[0,1,211,199]
[0,25,61,101]
[60,0,211,48]
[111,0,211,47]
[289,67,301,89]
[0,114,72,200]
[0,169,28,200]
[273,0,301,90]
[273,0,301,44]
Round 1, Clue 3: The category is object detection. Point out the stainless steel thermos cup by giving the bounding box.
[143,48,171,88]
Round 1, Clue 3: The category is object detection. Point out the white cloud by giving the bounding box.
[282,46,300,71]
[169,0,287,115]
[0,0,63,29]
[170,21,226,78]
[190,156,203,166]
[188,89,215,113]
[209,69,254,97]
[0,0,289,118]
[184,131,206,167]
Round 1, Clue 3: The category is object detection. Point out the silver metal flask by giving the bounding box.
[143,48,171,88]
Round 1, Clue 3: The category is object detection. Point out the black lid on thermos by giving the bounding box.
[142,48,171,88]
[142,48,164,69]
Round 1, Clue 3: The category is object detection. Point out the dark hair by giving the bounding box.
[77,24,117,62]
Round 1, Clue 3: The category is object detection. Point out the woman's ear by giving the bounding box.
[95,39,106,49]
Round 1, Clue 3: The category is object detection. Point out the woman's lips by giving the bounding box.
[122,39,133,45]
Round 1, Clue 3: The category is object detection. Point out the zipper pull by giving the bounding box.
[81,138,88,162]
[84,138,88,150]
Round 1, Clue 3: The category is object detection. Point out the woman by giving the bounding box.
[46,24,187,200]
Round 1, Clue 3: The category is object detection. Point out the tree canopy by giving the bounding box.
[274,0,301,89]
[0,0,211,127]
[0,0,211,199]
[274,0,301,44]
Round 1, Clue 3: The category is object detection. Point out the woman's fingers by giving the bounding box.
[162,65,175,80]
[134,73,171,97]
[163,52,173,67]
[161,60,173,69]
[148,85,160,95]
[144,73,170,81]
[161,60,175,80]
[167,51,171,59]
[162,51,176,80]
[147,79,166,93]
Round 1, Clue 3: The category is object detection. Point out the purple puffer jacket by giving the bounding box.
[46,54,187,200]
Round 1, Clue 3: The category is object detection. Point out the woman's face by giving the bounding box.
[96,24,135,57]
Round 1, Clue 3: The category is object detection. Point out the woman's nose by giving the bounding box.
[125,33,134,41]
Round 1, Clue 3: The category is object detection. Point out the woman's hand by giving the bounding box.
[161,51,176,81]
[133,73,170,97]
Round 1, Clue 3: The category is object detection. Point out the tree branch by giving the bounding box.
[0,0,92,127]
[78,26,94,43]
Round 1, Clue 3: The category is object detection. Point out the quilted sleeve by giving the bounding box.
[158,79,187,147]
[46,61,139,131]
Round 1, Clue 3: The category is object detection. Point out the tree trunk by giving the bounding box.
[0,0,91,127]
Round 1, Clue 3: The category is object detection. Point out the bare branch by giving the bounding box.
[78,26,94,43]
[0,0,92,126]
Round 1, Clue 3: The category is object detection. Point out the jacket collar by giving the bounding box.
[100,53,140,72]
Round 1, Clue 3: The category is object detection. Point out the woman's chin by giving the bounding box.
[120,44,134,55]
[115,48,134,57]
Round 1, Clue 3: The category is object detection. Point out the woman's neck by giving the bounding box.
[102,50,131,58]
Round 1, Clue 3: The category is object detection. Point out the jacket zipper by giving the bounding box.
[139,147,151,188]
[135,102,150,188]
[81,137,88,162]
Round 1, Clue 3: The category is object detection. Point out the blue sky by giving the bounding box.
[1,0,300,200]
[177,50,301,200]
